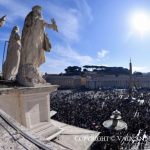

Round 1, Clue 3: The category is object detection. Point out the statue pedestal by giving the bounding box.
[0,85,58,128]
[17,64,47,87]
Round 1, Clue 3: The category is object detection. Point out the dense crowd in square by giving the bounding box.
[51,89,150,149]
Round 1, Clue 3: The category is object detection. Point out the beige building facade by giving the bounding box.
[44,74,82,89]
[44,73,150,90]
[86,75,150,89]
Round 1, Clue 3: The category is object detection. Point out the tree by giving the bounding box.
[65,66,82,75]
[133,72,143,76]
[83,68,88,72]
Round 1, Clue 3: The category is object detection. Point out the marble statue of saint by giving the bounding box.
[0,15,6,27]
[3,26,21,80]
[17,5,58,86]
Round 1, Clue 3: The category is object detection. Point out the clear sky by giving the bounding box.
[0,0,150,73]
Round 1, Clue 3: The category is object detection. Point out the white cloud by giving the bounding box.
[74,0,93,22]
[97,49,109,59]
[55,10,80,42]
[133,66,150,73]
[40,56,71,74]
[45,4,80,42]
[53,44,93,65]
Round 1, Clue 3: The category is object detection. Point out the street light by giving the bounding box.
[103,110,127,131]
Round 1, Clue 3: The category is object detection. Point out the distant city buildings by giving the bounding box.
[44,74,82,89]
[86,74,150,89]
[44,61,150,89]
[44,74,150,89]
[86,75,129,89]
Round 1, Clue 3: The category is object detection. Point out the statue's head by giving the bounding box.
[13,26,19,32]
[32,5,42,17]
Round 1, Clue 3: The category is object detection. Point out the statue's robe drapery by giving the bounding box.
[3,30,21,80]
[20,12,51,68]
[17,11,51,86]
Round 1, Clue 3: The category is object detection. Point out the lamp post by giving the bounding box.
[102,110,128,150]
[103,110,127,131]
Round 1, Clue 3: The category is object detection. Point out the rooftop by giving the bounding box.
[0,109,66,150]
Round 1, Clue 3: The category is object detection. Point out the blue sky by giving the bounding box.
[0,0,150,73]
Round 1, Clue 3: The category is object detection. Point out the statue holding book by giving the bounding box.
[17,5,58,86]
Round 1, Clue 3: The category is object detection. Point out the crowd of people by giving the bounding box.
[50,89,150,150]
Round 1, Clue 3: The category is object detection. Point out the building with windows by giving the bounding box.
[44,74,82,89]
[44,61,150,90]
[85,61,150,89]
[85,75,130,89]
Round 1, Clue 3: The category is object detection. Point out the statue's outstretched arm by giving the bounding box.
[44,19,58,32]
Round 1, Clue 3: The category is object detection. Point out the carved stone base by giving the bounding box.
[17,64,46,87]
[0,85,59,128]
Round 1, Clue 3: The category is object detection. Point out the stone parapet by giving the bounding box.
[0,84,59,128]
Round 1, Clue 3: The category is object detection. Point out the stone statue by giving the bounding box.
[17,5,58,87]
[3,26,21,80]
[0,15,6,27]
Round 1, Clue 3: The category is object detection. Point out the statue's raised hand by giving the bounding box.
[51,18,58,32]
